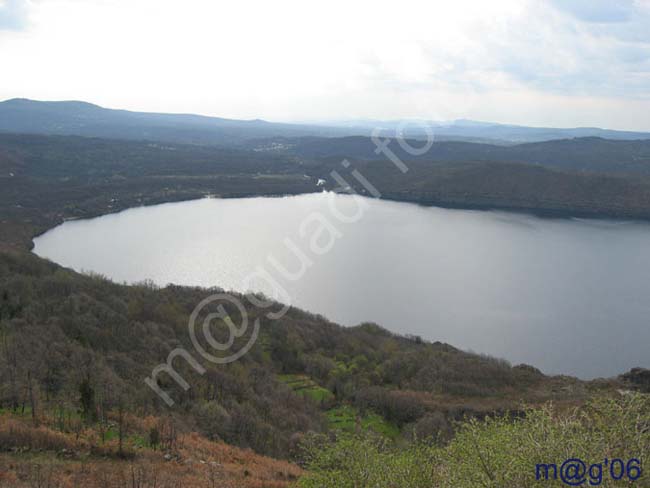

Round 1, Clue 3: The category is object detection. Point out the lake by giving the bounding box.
[32,192,650,378]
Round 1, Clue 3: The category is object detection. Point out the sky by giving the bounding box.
[1,0,650,130]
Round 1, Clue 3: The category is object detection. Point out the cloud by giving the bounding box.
[0,0,29,30]
[462,2,650,99]
[1,0,649,129]
[339,0,650,103]
[548,0,637,23]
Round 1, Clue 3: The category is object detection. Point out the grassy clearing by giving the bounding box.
[277,374,335,403]
[326,405,400,439]
[0,406,33,416]
[276,376,400,439]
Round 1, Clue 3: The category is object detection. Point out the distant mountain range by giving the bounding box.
[2,98,649,146]
[0,98,358,146]
[321,118,650,144]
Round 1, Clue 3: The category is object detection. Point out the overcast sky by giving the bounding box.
[1,0,650,130]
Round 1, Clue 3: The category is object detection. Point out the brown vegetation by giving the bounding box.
[0,413,302,488]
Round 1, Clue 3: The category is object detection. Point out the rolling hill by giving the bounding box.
[323,118,650,143]
[267,135,650,174]
[3,98,650,148]
[0,98,357,146]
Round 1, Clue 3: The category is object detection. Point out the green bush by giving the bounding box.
[300,434,439,488]
[300,393,649,487]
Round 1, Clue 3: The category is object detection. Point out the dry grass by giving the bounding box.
[0,418,79,453]
[0,414,302,488]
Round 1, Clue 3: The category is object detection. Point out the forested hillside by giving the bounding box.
[266,135,650,173]
[5,134,650,254]
[0,131,648,485]
[1,250,601,457]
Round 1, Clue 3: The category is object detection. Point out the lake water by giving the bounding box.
[33,193,650,378]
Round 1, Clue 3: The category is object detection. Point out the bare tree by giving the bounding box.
[118,400,125,457]
[27,370,38,426]
[1,327,19,411]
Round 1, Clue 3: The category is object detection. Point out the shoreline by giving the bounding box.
[29,189,650,252]
[25,191,649,382]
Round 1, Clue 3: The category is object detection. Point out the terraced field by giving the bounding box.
[277,374,335,403]
[276,376,408,440]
